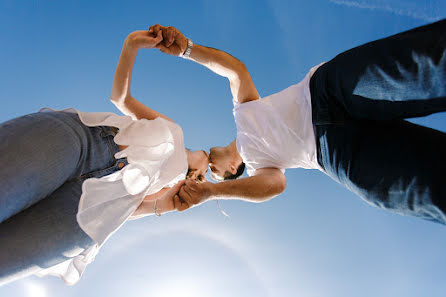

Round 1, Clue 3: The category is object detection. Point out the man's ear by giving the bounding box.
[230,164,237,175]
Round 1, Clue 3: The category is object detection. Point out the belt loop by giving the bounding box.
[99,126,119,137]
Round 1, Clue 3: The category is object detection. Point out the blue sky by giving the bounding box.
[1,1,446,296]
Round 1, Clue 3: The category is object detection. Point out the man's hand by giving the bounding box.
[178,180,213,207]
[125,30,163,50]
[148,24,188,56]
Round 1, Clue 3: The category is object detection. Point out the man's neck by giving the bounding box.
[229,140,243,164]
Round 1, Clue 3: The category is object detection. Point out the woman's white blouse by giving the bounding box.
[35,108,188,285]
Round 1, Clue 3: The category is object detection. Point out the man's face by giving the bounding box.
[208,146,232,181]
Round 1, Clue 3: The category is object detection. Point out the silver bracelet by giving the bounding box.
[181,38,193,59]
[153,199,161,216]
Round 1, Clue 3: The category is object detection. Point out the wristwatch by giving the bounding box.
[182,38,193,59]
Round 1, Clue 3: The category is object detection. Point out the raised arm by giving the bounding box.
[149,24,259,103]
[110,30,173,122]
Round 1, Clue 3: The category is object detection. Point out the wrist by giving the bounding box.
[180,38,193,58]
[206,182,218,200]
[124,39,139,52]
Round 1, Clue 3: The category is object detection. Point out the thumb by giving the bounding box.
[171,179,186,191]
[153,29,163,43]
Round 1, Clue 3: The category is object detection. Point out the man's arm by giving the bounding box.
[149,24,260,103]
[189,45,260,103]
[178,168,286,207]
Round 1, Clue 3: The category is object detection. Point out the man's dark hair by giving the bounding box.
[224,162,246,180]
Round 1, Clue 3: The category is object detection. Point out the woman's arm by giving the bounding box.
[110,30,174,122]
[128,180,186,219]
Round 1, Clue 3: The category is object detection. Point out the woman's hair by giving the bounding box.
[186,168,206,183]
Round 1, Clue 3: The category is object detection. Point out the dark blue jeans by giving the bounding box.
[310,19,446,224]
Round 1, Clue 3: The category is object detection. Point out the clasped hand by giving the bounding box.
[175,180,213,211]
[154,179,212,214]
[126,24,188,56]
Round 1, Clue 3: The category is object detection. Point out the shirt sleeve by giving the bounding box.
[236,133,286,176]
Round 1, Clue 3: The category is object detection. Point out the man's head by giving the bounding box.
[208,140,245,181]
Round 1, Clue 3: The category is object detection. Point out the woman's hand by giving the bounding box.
[125,30,163,50]
[154,180,189,214]
[131,180,187,219]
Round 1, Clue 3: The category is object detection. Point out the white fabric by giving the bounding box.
[233,64,323,176]
[36,108,188,285]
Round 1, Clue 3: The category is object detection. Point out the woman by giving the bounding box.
[0,28,208,285]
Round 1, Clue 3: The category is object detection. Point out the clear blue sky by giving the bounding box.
[1,1,446,296]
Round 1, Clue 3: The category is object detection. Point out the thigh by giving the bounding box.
[0,179,94,286]
[316,120,446,224]
[0,112,84,223]
[311,19,446,123]
[0,111,118,223]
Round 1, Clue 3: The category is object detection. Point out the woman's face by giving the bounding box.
[187,150,210,182]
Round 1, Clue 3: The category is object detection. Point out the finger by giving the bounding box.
[179,186,194,204]
[185,179,195,187]
[182,185,198,204]
[148,24,156,34]
[156,43,170,54]
[178,187,189,200]
[173,194,180,209]
[165,27,176,47]
[174,195,189,211]
[154,29,163,43]
[149,24,162,36]
[169,182,185,195]
[172,181,184,191]
[185,180,199,192]
[176,179,187,187]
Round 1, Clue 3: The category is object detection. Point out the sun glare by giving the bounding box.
[149,279,208,297]
[24,281,47,297]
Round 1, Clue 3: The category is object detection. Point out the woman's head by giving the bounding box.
[185,149,210,183]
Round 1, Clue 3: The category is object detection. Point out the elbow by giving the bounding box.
[110,94,130,108]
[227,61,249,81]
[263,173,286,200]
[273,174,286,196]
[236,62,250,79]
[110,96,122,106]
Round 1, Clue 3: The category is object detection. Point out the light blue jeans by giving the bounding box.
[0,110,127,285]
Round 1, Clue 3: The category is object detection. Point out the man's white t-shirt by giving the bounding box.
[233,64,323,176]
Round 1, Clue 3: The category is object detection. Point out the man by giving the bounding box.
[150,19,446,224]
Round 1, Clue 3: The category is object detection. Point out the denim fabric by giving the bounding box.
[0,111,127,284]
[310,19,446,224]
